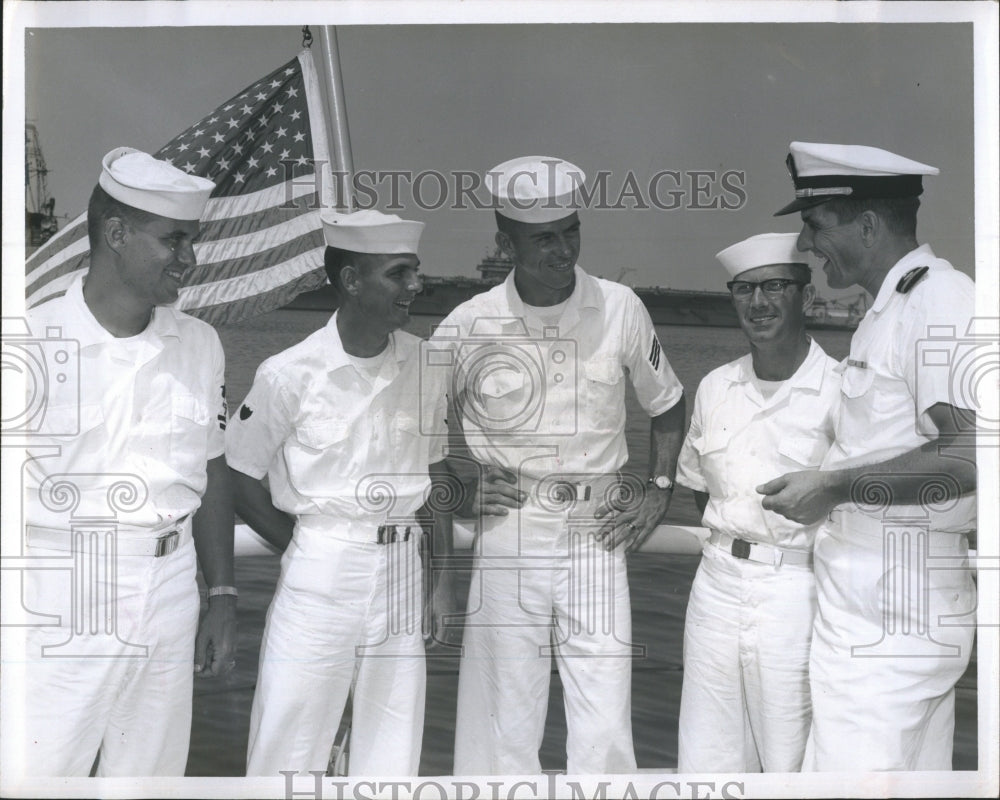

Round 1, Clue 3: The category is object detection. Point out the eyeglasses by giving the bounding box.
[726,278,806,298]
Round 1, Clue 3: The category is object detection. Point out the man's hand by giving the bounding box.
[467,466,526,517]
[194,595,238,678]
[594,485,673,553]
[757,470,842,525]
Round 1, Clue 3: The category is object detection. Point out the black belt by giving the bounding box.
[376,525,417,545]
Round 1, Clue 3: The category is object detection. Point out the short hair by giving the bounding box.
[494,211,520,237]
[323,246,371,293]
[825,195,921,239]
[86,184,162,250]
[787,263,812,285]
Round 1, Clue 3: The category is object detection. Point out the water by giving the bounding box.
[186,310,977,775]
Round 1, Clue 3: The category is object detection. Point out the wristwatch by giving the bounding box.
[648,475,674,491]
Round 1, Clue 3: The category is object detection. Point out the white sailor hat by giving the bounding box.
[774,141,938,216]
[320,209,424,254]
[715,233,808,280]
[99,147,215,221]
[486,156,586,224]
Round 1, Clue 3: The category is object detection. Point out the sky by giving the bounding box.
[6,2,997,306]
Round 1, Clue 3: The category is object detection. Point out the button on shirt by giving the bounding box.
[822,245,976,533]
[23,274,226,529]
[428,266,683,479]
[676,338,840,552]
[225,312,448,523]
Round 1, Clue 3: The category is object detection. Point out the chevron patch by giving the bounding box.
[649,336,662,370]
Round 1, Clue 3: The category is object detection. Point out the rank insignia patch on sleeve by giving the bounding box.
[648,336,662,370]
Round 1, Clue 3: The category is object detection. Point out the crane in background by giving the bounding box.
[25,122,58,250]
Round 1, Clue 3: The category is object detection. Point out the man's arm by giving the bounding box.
[192,454,238,677]
[230,467,296,552]
[759,403,976,524]
[596,394,686,552]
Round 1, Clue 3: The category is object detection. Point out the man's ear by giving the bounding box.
[495,230,515,260]
[340,263,361,297]
[801,282,817,313]
[858,210,880,248]
[104,217,128,254]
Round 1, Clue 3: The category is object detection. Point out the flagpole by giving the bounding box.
[318,26,355,211]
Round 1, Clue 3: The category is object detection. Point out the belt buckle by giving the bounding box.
[730,538,751,560]
[154,530,180,558]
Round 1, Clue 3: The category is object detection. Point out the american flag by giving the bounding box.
[25,49,337,326]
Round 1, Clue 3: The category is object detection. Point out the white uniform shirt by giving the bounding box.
[429,266,684,479]
[225,312,448,523]
[677,338,840,552]
[822,245,976,533]
[23,273,226,529]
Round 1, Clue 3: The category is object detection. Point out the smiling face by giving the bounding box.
[497,212,581,306]
[796,203,865,290]
[116,213,201,307]
[730,263,813,347]
[350,252,424,330]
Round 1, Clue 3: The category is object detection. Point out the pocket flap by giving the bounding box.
[297,418,351,449]
[478,369,525,398]
[778,435,828,466]
[841,364,875,399]
[583,357,623,385]
[172,393,210,425]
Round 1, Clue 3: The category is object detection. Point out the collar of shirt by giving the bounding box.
[501,264,603,334]
[319,309,407,388]
[65,272,180,356]
[721,337,831,408]
[870,243,937,314]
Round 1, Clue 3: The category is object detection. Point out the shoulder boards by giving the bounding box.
[895,265,929,294]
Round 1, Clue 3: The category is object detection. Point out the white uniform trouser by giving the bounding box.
[677,543,815,772]
[246,522,425,777]
[803,512,976,771]
[17,532,200,777]
[453,498,637,775]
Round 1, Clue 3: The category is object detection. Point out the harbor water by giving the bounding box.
[186,310,978,776]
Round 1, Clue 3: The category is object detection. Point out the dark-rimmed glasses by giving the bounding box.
[726,279,806,298]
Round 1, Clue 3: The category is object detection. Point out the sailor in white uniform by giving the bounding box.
[676,233,840,772]
[430,156,686,775]
[761,142,978,771]
[18,148,236,777]
[227,210,450,776]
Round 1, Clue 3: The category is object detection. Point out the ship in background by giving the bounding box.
[290,246,865,330]
[25,123,60,254]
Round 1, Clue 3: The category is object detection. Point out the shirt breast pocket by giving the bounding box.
[582,357,624,429]
[42,402,104,441]
[841,363,899,414]
[777,435,828,469]
[169,393,213,476]
[470,370,529,432]
[296,418,352,452]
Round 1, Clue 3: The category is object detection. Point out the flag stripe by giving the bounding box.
[200,178,321,222]
[25,211,88,270]
[186,223,325,285]
[196,191,320,243]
